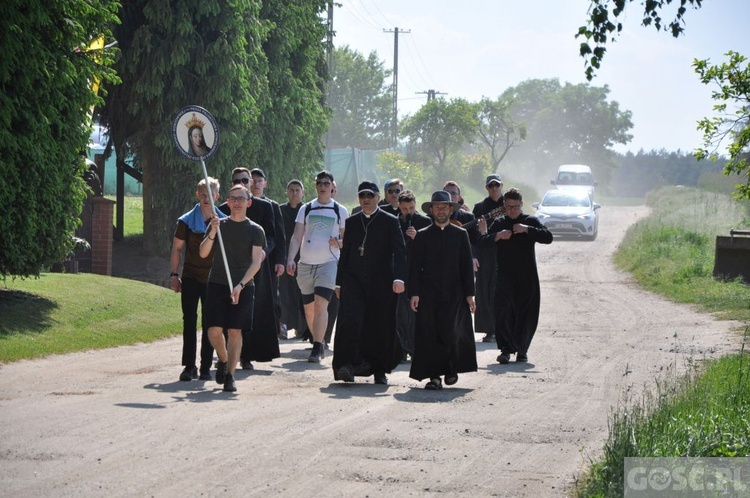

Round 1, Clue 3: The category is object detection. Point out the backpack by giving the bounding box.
[303,200,341,225]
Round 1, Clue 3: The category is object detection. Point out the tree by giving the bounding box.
[256,0,330,196]
[0,0,119,278]
[476,96,526,173]
[400,98,478,186]
[326,46,393,149]
[694,51,750,199]
[577,0,703,81]
[104,0,329,253]
[503,79,633,188]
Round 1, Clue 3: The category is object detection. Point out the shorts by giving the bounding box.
[296,261,337,298]
[204,282,255,330]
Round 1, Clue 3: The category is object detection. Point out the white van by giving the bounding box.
[551,164,596,198]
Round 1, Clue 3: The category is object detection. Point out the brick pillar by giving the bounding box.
[90,197,115,275]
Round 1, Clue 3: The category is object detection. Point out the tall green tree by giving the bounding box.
[326,45,393,149]
[257,0,329,196]
[504,78,633,187]
[1,0,120,278]
[105,0,329,253]
[400,97,478,187]
[105,0,269,253]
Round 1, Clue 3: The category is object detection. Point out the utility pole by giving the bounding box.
[384,27,410,147]
[326,2,334,72]
[416,89,447,102]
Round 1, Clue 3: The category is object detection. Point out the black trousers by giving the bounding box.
[180,276,214,373]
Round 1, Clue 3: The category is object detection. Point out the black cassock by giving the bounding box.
[408,223,477,381]
[396,212,432,355]
[472,196,505,334]
[480,213,552,356]
[333,209,406,377]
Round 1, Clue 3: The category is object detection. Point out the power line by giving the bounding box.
[342,1,381,30]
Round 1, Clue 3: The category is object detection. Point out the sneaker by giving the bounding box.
[179,366,197,381]
[516,353,528,363]
[308,342,324,363]
[216,361,227,384]
[198,371,212,381]
[241,360,254,370]
[497,353,511,364]
[336,364,355,382]
[482,333,495,343]
[223,373,237,392]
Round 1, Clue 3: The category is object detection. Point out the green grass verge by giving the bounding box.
[0,273,180,363]
[613,187,750,322]
[577,348,750,496]
[576,186,750,497]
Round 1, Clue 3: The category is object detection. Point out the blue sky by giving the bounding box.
[333,0,750,154]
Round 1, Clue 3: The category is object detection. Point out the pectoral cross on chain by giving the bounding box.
[358,245,365,256]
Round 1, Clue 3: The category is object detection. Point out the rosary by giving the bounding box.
[358,210,380,256]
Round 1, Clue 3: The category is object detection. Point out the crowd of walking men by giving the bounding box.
[170,168,552,392]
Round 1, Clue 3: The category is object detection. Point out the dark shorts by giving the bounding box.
[204,282,254,330]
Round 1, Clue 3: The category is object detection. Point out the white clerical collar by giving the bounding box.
[364,207,380,218]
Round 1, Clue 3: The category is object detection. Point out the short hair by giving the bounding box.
[398,189,416,204]
[504,187,522,202]
[385,178,404,190]
[443,180,461,194]
[287,179,303,189]
[197,176,220,195]
[229,184,251,199]
[315,170,334,182]
[231,167,251,178]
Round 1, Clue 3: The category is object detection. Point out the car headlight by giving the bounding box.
[537,212,550,219]
[576,213,594,220]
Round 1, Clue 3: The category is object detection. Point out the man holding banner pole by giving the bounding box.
[200,185,266,392]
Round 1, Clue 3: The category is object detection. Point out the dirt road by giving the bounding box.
[0,206,742,497]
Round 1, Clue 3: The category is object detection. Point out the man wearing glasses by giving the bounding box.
[200,184,266,392]
[479,188,552,365]
[352,177,403,216]
[472,174,506,343]
[286,170,349,363]
[219,167,281,369]
[332,181,406,385]
[379,178,403,216]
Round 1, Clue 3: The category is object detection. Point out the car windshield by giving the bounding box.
[576,173,592,184]
[543,192,591,207]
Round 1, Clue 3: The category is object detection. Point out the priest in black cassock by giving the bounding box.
[409,191,477,390]
[479,188,552,365]
[333,181,407,385]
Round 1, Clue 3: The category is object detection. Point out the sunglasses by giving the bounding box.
[316,181,331,187]
[232,178,250,185]
[386,189,402,195]
[358,192,375,199]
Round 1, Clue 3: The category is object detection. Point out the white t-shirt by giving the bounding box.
[295,199,349,265]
